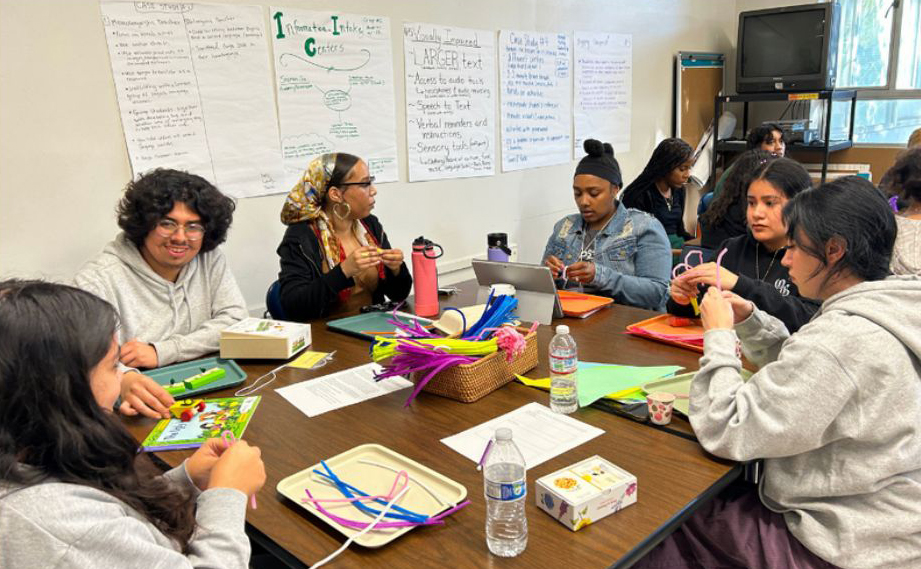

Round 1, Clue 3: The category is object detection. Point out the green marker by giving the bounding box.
[165,383,187,396]
[184,367,226,390]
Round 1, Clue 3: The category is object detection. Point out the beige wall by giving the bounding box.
[0,0,735,312]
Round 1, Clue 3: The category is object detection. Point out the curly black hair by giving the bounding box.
[117,169,235,253]
[746,123,784,150]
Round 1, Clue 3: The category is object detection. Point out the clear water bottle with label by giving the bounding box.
[484,428,528,557]
[549,324,578,414]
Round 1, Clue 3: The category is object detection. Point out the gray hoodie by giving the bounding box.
[892,216,921,276]
[0,463,250,568]
[73,234,247,366]
[690,275,921,569]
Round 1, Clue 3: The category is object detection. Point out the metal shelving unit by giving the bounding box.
[711,89,857,184]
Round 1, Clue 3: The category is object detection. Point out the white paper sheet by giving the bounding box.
[271,8,399,187]
[441,402,604,470]
[276,363,411,418]
[574,32,632,154]
[403,23,496,181]
[100,1,284,198]
[499,30,572,172]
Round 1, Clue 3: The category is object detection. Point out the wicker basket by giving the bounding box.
[410,327,538,403]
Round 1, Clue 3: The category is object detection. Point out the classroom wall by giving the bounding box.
[0,0,734,314]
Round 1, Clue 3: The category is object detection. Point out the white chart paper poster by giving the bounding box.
[271,9,399,187]
[574,32,632,153]
[101,1,284,198]
[499,30,572,172]
[403,23,496,181]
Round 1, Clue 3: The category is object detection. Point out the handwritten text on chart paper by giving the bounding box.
[403,23,497,181]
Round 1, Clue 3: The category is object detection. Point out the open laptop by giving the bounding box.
[471,259,564,325]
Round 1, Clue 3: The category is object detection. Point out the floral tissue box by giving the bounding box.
[535,455,637,531]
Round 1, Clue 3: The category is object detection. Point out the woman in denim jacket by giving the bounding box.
[543,140,672,311]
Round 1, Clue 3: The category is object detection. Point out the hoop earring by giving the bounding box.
[333,202,351,220]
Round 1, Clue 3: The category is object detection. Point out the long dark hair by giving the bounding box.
[0,281,196,550]
[879,147,921,204]
[783,177,895,284]
[749,157,812,200]
[118,168,236,254]
[700,150,774,228]
[622,138,693,199]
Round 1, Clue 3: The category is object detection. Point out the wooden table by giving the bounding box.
[126,283,737,568]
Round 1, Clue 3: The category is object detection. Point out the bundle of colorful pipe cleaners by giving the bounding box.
[373,294,532,406]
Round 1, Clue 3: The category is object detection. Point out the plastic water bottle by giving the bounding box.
[484,428,528,557]
[549,324,578,414]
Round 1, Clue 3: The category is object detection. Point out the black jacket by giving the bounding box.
[667,232,820,333]
[276,214,412,321]
[621,182,693,240]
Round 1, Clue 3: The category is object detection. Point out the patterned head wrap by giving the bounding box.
[281,153,338,225]
[279,153,378,279]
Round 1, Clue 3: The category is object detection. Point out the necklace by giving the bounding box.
[755,243,781,281]
[580,227,600,261]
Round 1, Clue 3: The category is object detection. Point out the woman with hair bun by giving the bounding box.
[542,139,671,311]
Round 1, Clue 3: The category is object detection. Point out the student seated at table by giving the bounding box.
[880,147,921,276]
[669,158,820,333]
[542,139,671,311]
[277,153,411,321]
[0,280,265,568]
[74,169,247,419]
[707,123,787,204]
[698,150,774,249]
[636,177,921,569]
[620,138,694,248]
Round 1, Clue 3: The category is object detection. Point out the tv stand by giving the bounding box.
[711,90,857,185]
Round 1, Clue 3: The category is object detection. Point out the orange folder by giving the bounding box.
[557,290,614,318]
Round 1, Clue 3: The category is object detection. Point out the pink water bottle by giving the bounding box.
[412,236,443,317]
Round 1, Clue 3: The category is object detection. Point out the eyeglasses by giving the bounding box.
[337,176,376,190]
[154,219,205,241]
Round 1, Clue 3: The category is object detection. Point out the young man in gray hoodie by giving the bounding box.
[74,169,247,419]
[637,178,921,569]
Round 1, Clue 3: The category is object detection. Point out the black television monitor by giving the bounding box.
[737,2,840,93]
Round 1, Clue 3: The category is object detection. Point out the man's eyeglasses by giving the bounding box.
[337,176,376,190]
[155,219,205,241]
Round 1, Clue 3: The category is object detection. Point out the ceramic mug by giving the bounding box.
[646,392,676,425]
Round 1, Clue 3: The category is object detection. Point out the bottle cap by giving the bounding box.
[495,427,513,441]
[555,324,569,335]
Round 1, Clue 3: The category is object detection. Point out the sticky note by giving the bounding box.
[287,350,331,370]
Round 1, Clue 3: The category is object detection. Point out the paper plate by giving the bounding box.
[277,443,467,548]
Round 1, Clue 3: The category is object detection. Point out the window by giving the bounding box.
[835,0,921,144]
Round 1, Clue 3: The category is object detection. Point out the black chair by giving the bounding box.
[264,280,286,320]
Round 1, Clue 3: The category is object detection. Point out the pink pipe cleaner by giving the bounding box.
[493,326,527,363]
[714,248,729,291]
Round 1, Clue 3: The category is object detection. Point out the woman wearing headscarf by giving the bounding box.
[276,153,411,321]
[620,138,695,248]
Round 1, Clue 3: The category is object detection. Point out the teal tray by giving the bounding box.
[327,311,429,342]
[146,357,247,398]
